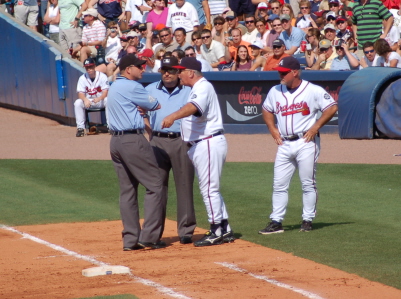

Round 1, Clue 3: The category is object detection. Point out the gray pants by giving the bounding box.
[151,136,196,238]
[110,133,164,248]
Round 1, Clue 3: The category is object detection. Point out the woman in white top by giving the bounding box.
[43,0,60,44]
[375,38,401,68]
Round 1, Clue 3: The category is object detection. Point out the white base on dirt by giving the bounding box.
[82,265,131,277]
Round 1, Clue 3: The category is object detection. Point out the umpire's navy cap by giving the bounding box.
[119,54,146,71]
[173,57,202,72]
[274,56,300,72]
[161,56,179,69]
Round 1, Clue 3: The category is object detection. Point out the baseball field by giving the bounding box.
[1,107,401,299]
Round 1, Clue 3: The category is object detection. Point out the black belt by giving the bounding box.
[282,131,319,141]
[152,131,181,138]
[110,129,143,136]
[188,131,223,147]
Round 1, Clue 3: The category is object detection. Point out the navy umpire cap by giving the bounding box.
[274,56,301,72]
[83,58,96,67]
[161,56,179,69]
[173,57,202,72]
[119,54,146,71]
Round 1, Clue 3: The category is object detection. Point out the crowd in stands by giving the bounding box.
[5,0,401,75]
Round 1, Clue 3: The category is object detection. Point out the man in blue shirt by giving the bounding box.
[330,39,360,70]
[279,14,305,55]
[107,54,165,251]
[145,56,196,245]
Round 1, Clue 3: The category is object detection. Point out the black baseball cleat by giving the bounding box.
[258,221,284,235]
[76,128,85,137]
[300,220,312,232]
[194,231,223,247]
[179,236,193,244]
[222,230,235,243]
[123,243,145,251]
[138,240,167,249]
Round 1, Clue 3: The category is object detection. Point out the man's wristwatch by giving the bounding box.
[75,17,80,21]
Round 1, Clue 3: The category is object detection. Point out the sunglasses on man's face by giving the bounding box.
[160,68,178,75]
[327,17,336,21]
[273,45,282,49]
[300,6,309,9]
[273,24,282,27]
[337,21,345,24]
[245,20,254,24]
[160,34,170,38]
[192,37,201,41]
[364,49,375,54]
[201,36,211,39]
[214,22,224,25]
[185,53,195,57]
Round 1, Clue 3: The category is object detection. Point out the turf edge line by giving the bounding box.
[216,262,326,299]
[0,224,191,299]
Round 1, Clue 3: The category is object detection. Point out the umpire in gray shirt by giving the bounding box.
[144,56,196,245]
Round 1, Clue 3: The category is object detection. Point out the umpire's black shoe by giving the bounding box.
[138,240,167,249]
[194,231,223,247]
[123,243,145,251]
[222,230,235,243]
[300,220,312,232]
[258,221,284,235]
[179,236,193,244]
[76,128,85,137]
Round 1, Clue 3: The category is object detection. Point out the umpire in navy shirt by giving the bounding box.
[144,56,196,245]
[107,54,166,251]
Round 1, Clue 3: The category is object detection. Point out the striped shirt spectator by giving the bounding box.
[82,19,107,44]
[352,0,393,48]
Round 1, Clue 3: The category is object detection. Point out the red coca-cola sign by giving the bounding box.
[238,86,262,105]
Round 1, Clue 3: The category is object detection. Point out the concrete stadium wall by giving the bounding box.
[0,10,351,134]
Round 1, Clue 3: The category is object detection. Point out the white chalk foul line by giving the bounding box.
[0,224,190,299]
[216,262,326,299]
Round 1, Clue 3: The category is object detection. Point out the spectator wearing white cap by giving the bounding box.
[278,13,306,55]
[249,40,266,71]
[325,11,337,28]
[256,2,269,22]
[73,8,107,63]
[323,23,337,43]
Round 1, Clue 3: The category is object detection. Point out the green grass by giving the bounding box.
[1,160,401,289]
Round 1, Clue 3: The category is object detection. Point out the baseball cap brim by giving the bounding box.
[84,63,95,67]
[273,66,292,72]
[172,65,186,69]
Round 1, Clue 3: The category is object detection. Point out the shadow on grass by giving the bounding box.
[283,222,354,232]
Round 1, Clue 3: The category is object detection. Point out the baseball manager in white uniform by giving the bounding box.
[161,57,234,247]
[259,56,338,234]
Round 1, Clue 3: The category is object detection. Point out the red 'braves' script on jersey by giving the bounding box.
[238,86,262,105]
[276,101,310,116]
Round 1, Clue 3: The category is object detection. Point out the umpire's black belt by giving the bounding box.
[152,131,181,138]
[188,131,223,147]
[110,129,143,136]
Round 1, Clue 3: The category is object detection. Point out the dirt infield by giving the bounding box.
[1,107,401,299]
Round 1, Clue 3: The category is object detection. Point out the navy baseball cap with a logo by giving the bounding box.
[273,56,300,72]
[83,58,96,67]
[173,57,202,72]
[161,56,179,69]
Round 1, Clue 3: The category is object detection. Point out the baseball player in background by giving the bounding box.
[259,56,338,234]
[144,56,197,245]
[161,57,234,247]
[75,58,109,137]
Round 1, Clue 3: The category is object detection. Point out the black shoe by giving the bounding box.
[76,128,85,137]
[258,221,284,235]
[300,220,312,232]
[179,236,193,244]
[194,231,223,247]
[138,240,167,249]
[222,230,235,243]
[123,243,145,251]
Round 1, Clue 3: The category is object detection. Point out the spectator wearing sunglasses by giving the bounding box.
[191,30,203,57]
[330,39,360,70]
[225,10,247,35]
[328,0,342,16]
[263,39,289,71]
[243,15,259,43]
[359,41,379,68]
[308,39,337,70]
[200,29,227,69]
[185,46,213,71]
[211,16,227,45]
[295,0,318,33]
[279,13,306,55]
[336,16,355,49]
[154,27,179,53]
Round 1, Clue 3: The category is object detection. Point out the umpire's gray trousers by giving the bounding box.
[110,133,164,248]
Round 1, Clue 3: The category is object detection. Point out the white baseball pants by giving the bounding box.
[188,135,229,224]
[270,136,320,223]
[74,98,107,129]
